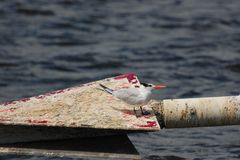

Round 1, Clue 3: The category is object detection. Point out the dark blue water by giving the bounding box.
[0,0,240,159]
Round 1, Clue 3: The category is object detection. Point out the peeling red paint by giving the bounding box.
[114,73,138,84]
[0,98,31,106]
[26,119,48,124]
[0,101,16,106]
[0,118,11,121]
[122,109,135,115]
[19,98,31,102]
[136,121,157,128]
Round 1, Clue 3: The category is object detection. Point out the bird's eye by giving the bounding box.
[140,82,148,87]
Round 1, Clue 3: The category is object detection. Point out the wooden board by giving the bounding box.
[0,73,160,132]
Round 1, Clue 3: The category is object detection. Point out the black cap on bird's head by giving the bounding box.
[140,82,166,89]
[140,82,152,87]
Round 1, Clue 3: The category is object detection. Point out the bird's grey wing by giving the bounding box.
[113,88,141,104]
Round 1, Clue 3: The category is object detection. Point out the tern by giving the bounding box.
[99,82,166,116]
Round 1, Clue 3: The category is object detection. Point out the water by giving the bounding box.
[0,0,240,159]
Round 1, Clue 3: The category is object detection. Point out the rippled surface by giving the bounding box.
[0,0,240,159]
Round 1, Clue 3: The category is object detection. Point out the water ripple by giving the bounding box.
[0,0,240,159]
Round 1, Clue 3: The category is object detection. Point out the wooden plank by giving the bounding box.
[0,73,159,143]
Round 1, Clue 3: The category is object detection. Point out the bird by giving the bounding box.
[99,82,166,116]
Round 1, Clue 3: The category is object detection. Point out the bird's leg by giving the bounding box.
[134,106,142,118]
[140,106,144,115]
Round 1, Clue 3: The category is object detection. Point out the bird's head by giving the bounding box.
[140,82,166,90]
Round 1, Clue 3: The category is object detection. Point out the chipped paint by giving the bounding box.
[136,121,157,128]
[26,119,48,124]
[0,73,160,132]
[0,101,16,106]
[114,73,138,84]
[122,109,135,116]
[155,96,240,128]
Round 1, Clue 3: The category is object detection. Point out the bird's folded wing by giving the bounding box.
[113,88,142,103]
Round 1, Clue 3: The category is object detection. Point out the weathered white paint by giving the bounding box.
[0,73,159,133]
[151,96,240,128]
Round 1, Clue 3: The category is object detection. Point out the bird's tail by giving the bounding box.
[99,84,113,95]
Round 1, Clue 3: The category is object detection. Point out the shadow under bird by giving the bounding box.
[99,83,166,117]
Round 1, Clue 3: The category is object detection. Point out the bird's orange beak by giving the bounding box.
[154,85,166,89]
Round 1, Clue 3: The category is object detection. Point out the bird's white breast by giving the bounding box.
[113,87,152,105]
